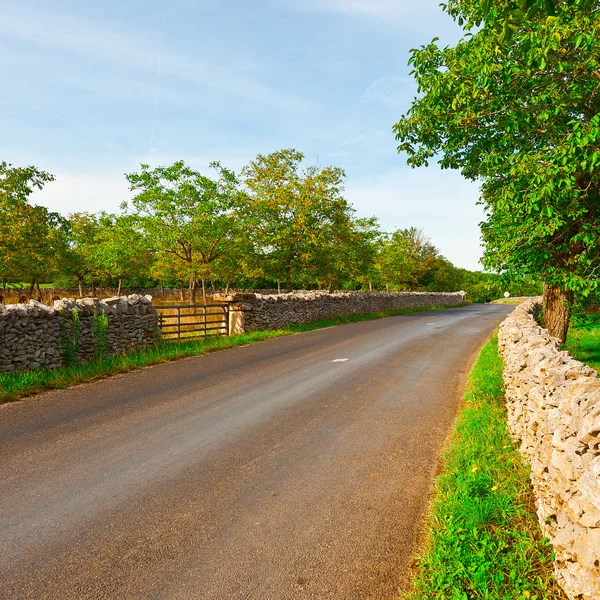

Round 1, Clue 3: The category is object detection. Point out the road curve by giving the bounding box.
[0,304,512,600]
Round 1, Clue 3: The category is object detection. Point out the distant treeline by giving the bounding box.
[0,151,541,304]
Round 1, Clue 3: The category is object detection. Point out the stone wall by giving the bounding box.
[218,291,467,333]
[0,295,159,373]
[499,298,600,600]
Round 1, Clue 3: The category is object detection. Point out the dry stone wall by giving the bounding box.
[499,298,600,600]
[220,291,467,333]
[0,295,158,373]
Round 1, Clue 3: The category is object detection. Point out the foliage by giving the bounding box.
[125,160,241,301]
[241,149,359,291]
[91,312,109,360]
[0,162,66,289]
[377,227,439,290]
[63,212,102,294]
[394,0,600,338]
[1,153,529,299]
[407,335,563,599]
[93,213,151,293]
[445,0,596,42]
[60,308,80,367]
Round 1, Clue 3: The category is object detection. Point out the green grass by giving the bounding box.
[566,321,600,374]
[0,303,467,404]
[405,335,565,600]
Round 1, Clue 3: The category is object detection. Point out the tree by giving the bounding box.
[394,1,600,341]
[0,162,66,297]
[94,213,151,296]
[241,149,352,291]
[125,161,241,303]
[377,228,439,291]
[450,0,596,41]
[309,216,381,292]
[63,213,102,296]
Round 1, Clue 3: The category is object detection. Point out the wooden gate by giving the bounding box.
[156,304,229,340]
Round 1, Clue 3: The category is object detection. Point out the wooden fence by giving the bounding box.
[155,304,229,340]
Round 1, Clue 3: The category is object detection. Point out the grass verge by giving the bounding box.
[566,320,600,374]
[0,303,467,405]
[404,334,565,600]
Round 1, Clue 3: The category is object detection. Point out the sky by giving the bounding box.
[1,0,486,270]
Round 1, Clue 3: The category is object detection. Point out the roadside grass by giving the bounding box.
[404,334,565,600]
[0,303,468,404]
[566,321,600,374]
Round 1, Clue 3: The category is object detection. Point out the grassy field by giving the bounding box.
[566,320,600,374]
[0,304,465,404]
[404,335,565,600]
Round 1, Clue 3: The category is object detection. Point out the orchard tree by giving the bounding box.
[310,216,381,292]
[377,227,439,291]
[0,162,65,296]
[241,149,352,291]
[125,161,241,303]
[94,213,150,295]
[64,212,102,296]
[394,0,600,341]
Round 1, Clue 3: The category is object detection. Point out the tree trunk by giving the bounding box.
[28,279,36,300]
[117,278,122,297]
[543,283,573,343]
[225,281,231,295]
[201,279,206,304]
[189,276,197,305]
[35,281,42,302]
[91,280,96,297]
[277,280,281,294]
[160,280,165,296]
[329,281,335,293]
[78,276,84,298]
[179,281,184,302]
[386,283,389,293]
[285,268,292,292]
[369,281,373,292]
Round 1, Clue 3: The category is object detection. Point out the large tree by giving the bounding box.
[394,0,600,341]
[241,149,354,292]
[377,227,439,291]
[94,213,151,296]
[125,161,241,303]
[0,162,66,297]
[63,212,102,297]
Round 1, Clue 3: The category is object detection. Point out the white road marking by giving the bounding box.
[331,358,349,363]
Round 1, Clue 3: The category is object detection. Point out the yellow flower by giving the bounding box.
[471,465,478,473]
[492,485,498,491]
[523,591,531,598]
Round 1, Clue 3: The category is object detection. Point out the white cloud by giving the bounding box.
[362,75,416,108]
[0,8,310,114]
[345,166,486,271]
[31,172,131,216]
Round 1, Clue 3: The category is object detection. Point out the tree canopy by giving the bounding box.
[1,150,540,304]
[394,0,600,339]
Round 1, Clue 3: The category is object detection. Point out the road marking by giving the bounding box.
[331,358,349,363]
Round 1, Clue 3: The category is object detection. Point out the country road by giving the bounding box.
[0,304,512,600]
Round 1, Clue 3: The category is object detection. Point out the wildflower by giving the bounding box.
[523,591,531,598]
[491,485,498,491]
[471,465,478,473]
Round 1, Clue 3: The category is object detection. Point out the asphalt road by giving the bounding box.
[0,304,512,600]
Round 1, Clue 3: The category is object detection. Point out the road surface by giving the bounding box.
[0,304,511,599]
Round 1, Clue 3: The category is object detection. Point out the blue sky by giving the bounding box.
[2,0,486,270]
